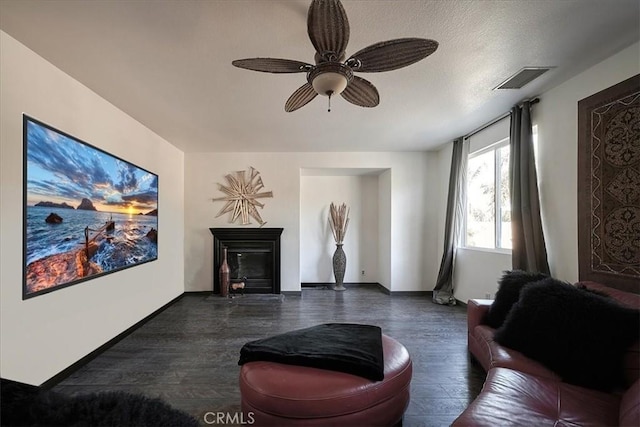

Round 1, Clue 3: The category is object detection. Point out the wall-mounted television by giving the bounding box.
[23,115,158,299]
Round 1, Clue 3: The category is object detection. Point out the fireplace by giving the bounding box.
[210,228,283,294]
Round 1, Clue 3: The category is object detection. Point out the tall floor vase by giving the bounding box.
[333,244,347,291]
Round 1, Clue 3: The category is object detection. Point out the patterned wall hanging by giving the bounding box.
[577,74,639,293]
[212,167,273,226]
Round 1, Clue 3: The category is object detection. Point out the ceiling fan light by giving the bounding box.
[312,72,348,96]
[307,62,354,98]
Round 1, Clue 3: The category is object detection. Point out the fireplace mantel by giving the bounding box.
[209,228,283,294]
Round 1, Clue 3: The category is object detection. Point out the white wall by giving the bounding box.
[184,152,435,293]
[378,170,392,289]
[535,42,640,282]
[300,174,379,283]
[453,249,510,302]
[434,42,640,301]
[360,175,380,282]
[0,32,185,385]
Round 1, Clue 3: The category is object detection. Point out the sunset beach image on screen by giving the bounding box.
[23,115,158,299]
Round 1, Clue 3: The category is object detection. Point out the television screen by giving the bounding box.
[23,115,158,299]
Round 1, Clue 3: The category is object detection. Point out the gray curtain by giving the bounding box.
[509,101,550,274]
[433,137,468,305]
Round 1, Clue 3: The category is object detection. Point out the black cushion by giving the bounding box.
[494,278,640,391]
[0,378,198,427]
[239,323,384,381]
[485,270,548,328]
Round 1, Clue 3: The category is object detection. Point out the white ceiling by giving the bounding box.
[1,0,638,153]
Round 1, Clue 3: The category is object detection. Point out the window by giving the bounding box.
[464,126,538,250]
[465,137,511,250]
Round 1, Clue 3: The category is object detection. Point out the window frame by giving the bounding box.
[463,136,511,252]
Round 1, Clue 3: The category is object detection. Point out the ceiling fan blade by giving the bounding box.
[307,0,350,61]
[232,58,312,73]
[347,38,438,73]
[341,76,379,108]
[285,83,318,112]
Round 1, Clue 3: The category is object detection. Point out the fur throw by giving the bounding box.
[1,378,198,427]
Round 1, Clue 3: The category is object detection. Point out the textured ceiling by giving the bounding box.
[1,0,638,153]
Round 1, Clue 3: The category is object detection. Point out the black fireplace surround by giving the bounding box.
[210,228,283,294]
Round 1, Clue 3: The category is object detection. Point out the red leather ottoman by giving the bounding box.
[239,334,412,426]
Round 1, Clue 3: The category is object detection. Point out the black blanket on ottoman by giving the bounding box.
[238,323,384,381]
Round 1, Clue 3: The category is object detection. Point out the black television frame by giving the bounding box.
[22,115,159,299]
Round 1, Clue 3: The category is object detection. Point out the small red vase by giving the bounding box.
[219,247,230,297]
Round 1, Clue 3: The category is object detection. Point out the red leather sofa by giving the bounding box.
[453,281,640,426]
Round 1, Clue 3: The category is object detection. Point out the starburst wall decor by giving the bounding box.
[212,167,273,226]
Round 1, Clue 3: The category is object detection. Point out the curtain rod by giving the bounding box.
[463,98,540,140]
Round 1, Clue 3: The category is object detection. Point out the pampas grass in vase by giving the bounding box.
[329,202,350,291]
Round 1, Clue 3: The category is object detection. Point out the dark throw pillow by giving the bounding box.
[494,278,640,391]
[485,270,549,328]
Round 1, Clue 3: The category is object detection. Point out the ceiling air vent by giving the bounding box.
[494,67,553,90]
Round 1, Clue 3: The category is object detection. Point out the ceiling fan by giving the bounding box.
[232,0,438,112]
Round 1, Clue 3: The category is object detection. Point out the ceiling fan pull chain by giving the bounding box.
[328,91,333,112]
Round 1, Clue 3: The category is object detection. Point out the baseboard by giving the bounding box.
[302,282,388,294]
[376,284,391,294]
[372,284,432,296]
[389,290,432,296]
[301,282,381,288]
[301,283,431,296]
[184,291,213,296]
[40,293,185,389]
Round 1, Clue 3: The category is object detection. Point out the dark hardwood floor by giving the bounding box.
[53,287,485,426]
